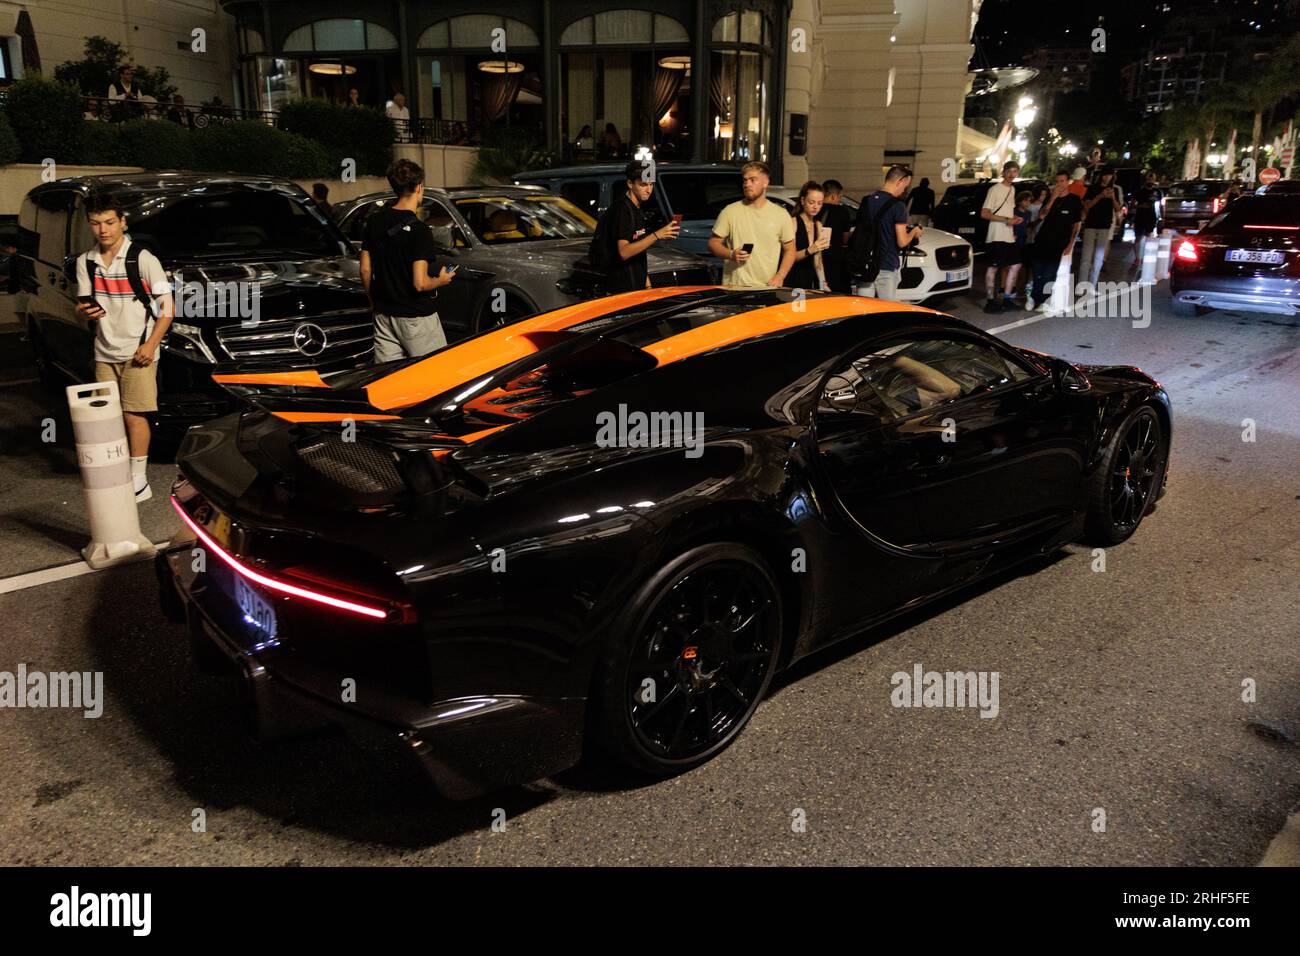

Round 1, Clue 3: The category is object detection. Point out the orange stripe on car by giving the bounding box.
[213,370,331,388]
[645,295,934,365]
[364,286,710,410]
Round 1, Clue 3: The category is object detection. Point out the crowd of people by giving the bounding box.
[590,159,935,300]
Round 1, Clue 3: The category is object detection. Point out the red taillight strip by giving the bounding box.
[170,496,390,620]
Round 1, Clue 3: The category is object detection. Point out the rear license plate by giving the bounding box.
[946,270,970,283]
[958,227,975,235]
[234,576,277,641]
[1226,248,1285,264]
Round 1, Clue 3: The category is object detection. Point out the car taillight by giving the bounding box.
[171,496,398,621]
[1211,197,1222,214]
[1175,240,1199,262]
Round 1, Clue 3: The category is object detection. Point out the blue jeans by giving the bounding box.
[1031,252,1061,304]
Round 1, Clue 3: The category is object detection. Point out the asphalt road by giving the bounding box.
[1,245,1297,866]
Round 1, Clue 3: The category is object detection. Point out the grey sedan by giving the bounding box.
[333,185,711,341]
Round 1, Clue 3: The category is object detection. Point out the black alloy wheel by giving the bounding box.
[595,543,782,776]
[1084,405,1167,545]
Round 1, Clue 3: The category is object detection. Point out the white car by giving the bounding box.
[767,186,973,304]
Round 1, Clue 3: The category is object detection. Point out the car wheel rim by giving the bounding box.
[627,562,777,762]
[1109,412,1162,533]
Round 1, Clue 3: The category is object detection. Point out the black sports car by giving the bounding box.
[157,286,1172,797]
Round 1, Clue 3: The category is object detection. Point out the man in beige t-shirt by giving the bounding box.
[708,161,796,289]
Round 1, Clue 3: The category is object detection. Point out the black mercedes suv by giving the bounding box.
[17,173,370,435]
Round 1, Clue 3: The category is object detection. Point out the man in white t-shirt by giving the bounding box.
[980,160,1024,313]
[75,193,173,502]
[386,93,411,142]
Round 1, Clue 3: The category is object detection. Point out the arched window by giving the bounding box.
[709,10,772,163]
[416,15,544,139]
[283,19,398,52]
[558,11,692,161]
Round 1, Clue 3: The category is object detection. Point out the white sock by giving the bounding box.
[131,456,148,491]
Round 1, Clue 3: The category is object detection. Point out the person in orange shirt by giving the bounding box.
[1067,167,1088,198]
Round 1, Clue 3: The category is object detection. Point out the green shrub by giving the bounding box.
[54,35,176,100]
[0,113,20,165]
[115,119,193,169]
[79,121,124,166]
[277,99,393,175]
[6,76,85,164]
[471,127,554,184]
[190,121,330,178]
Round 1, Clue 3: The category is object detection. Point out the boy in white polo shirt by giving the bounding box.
[75,192,173,502]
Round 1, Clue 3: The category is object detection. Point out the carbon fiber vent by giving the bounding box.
[297,438,405,495]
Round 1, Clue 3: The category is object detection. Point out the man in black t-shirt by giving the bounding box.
[819,179,854,293]
[598,160,680,294]
[1028,170,1084,310]
[1079,168,1124,286]
[359,159,456,363]
[906,177,935,227]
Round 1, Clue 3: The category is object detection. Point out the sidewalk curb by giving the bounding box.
[1258,810,1300,866]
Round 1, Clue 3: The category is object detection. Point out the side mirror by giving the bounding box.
[1052,359,1090,393]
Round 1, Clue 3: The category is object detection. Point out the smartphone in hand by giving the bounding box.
[741,243,754,254]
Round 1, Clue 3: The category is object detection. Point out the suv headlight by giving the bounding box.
[164,322,216,363]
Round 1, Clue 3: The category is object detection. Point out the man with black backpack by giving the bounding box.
[75,192,173,502]
[850,164,922,300]
[590,160,680,294]
[359,158,456,363]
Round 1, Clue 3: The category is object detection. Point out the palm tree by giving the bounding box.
[1236,35,1300,174]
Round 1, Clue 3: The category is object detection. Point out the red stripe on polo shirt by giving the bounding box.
[93,275,153,295]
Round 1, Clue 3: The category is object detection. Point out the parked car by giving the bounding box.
[1255,179,1300,196]
[159,286,1171,798]
[1169,194,1300,317]
[1160,180,1233,234]
[333,185,710,337]
[931,178,1048,250]
[514,163,748,258]
[16,173,369,434]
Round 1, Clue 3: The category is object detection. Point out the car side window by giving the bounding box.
[420,197,468,249]
[558,180,600,216]
[821,335,1030,420]
[347,201,386,243]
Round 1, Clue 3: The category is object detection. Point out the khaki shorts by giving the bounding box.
[94,360,159,413]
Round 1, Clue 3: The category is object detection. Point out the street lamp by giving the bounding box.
[1013,95,1038,132]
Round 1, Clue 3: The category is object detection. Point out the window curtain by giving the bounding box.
[483,73,521,121]
[650,67,683,123]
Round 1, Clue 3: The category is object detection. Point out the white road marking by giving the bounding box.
[0,540,173,595]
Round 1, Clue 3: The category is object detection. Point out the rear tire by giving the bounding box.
[1082,405,1168,546]
[591,543,783,778]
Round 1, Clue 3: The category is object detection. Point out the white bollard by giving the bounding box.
[1154,229,1174,281]
[1140,236,1158,284]
[67,382,156,570]
[1047,254,1072,314]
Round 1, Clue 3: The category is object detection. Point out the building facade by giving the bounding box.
[2,0,979,199]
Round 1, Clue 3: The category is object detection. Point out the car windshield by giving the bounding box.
[452,195,596,244]
[119,188,342,259]
[1167,182,1227,199]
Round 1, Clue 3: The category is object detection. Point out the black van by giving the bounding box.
[16,173,370,433]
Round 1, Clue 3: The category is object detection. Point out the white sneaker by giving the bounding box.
[1025,295,1035,311]
[134,482,152,503]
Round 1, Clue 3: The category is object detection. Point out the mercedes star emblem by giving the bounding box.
[292,322,328,357]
